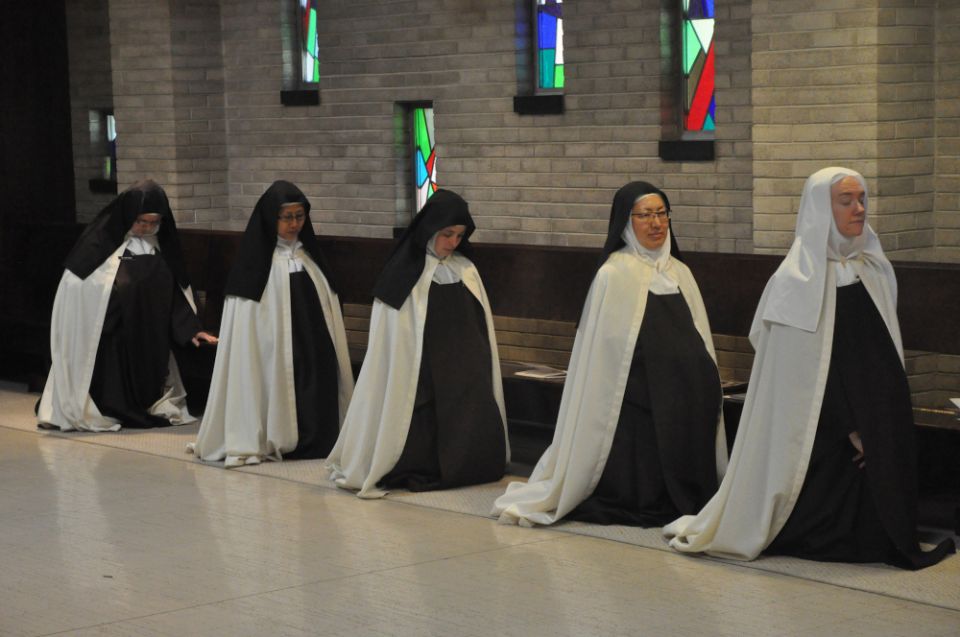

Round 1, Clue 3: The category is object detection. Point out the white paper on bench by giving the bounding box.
[515,364,567,380]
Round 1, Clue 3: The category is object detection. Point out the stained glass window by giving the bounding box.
[535,0,564,91]
[682,0,715,132]
[413,107,437,212]
[105,113,117,181]
[300,0,320,83]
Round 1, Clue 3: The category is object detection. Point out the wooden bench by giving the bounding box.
[2,222,957,528]
[176,230,960,531]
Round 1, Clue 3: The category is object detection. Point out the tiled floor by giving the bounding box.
[2,423,958,637]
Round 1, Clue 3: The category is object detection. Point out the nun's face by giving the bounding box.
[277,203,306,241]
[630,194,669,250]
[131,213,162,237]
[831,176,866,238]
[433,224,467,258]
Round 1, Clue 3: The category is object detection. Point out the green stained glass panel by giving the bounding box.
[415,108,431,162]
[539,50,556,88]
[683,21,700,74]
[414,106,437,212]
[301,0,320,83]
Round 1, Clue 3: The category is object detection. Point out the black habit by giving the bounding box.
[226,180,342,458]
[66,180,200,428]
[569,292,721,526]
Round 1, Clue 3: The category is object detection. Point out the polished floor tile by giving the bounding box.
[1,425,958,637]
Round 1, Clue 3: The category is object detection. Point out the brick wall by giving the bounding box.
[752,1,884,253]
[873,0,936,260]
[207,0,754,250]
[935,0,960,261]
[66,0,116,222]
[751,0,959,263]
[107,0,228,225]
[63,0,958,258]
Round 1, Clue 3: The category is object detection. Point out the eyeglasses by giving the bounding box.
[278,213,306,223]
[630,210,669,223]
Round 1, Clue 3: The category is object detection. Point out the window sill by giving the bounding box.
[658,140,715,162]
[280,89,320,106]
[513,94,564,115]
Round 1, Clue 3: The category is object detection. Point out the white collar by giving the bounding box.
[426,231,461,285]
[276,236,305,272]
[621,225,679,295]
[124,233,159,255]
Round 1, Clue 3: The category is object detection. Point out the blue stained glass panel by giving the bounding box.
[535,0,564,91]
[538,14,557,48]
[416,149,428,187]
[687,0,715,19]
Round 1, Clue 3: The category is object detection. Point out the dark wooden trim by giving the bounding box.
[889,260,960,356]
[175,230,960,356]
[683,252,777,337]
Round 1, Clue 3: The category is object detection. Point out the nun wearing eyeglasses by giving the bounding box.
[37,180,217,432]
[492,181,726,527]
[190,180,354,468]
[665,167,954,569]
[327,189,508,498]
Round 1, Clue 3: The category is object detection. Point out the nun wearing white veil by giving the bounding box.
[665,167,955,569]
[492,181,727,527]
[326,190,509,498]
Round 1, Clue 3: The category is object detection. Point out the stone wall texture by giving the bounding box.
[62,0,960,404]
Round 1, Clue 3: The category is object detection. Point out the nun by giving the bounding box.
[326,189,509,498]
[190,180,354,468]
[492,181,726,527]
[665,167,955,569]
[37,180,216,432]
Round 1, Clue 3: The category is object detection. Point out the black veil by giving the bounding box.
[372,189,475,309]
[64,179,190,287]
[224,180,338,301]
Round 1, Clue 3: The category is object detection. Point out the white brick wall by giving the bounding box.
[59,0,958,260]
[935,0,960,261]
[751,0,960,263]
[182,0,754,250]
[752,2,884,253]
[107,0,228,225]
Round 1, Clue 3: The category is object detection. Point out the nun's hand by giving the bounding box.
[192,331,219,347]
[849,431,865,469]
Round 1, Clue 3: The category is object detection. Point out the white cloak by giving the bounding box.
[493,248,727,526]
[326,253,509,498]
[193,247,354,462]
[38,240,197,432]
[663,262,901,559]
